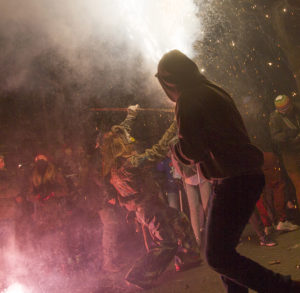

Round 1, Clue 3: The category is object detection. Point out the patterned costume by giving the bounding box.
[102,106,200,289]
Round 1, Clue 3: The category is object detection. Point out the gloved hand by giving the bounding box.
[127,104,140,114]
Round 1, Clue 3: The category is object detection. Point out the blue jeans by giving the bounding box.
[205,173,292,293]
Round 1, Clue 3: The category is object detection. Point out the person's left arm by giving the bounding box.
[119,104,140,134]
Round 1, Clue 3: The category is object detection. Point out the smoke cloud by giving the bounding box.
[0,0,201,98]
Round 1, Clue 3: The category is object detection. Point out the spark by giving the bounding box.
[112,0,201,63]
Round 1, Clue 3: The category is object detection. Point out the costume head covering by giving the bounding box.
[101,128,135,177]
[274,95,292,114]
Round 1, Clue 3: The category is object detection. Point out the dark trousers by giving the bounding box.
[249,207,265,239]
[205,173,292,293]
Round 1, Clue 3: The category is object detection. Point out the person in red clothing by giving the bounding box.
[238,95,299,233]
[156,49,300,293]
[270,95,300,213]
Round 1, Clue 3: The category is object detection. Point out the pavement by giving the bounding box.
[122,225,300,293]
[2,222,300,293]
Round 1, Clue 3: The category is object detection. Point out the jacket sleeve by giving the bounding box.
[173,93,210,164]
[119,111,138,134]
[269,112,294,145]
[143,120,178,161]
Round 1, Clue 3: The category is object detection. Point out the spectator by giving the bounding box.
[269,94,300,214]
[238,95,299,232]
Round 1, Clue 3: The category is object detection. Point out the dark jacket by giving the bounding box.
[269,107,300,152]
[156,50,263,179]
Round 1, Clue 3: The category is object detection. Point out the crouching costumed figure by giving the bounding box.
[101,105,201,289]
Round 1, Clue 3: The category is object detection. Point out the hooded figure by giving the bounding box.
[157,50,263,179]
[156,50,300,293]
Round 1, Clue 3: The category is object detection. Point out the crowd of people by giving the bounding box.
[1,50,300,292]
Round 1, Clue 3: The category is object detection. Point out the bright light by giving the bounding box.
[2,283,30,293]
[102,0,201,63]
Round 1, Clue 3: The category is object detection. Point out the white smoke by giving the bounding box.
[0,0,202,93]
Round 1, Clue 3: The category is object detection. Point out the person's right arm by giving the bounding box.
[172,92,210,165]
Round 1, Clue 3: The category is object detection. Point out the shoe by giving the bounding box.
[276,221,300,232]
[259,235,277,247]
[264,225,275,235]
[175,252,202,272]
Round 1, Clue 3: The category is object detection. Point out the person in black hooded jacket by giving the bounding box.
[156,49,300,293]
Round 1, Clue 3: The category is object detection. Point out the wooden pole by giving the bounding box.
[89,107,174,113]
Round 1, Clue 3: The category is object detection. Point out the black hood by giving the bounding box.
[156,49,207,102]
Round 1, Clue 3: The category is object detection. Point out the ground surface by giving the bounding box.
[99,225,300,293]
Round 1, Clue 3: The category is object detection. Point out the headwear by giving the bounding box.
[156,50,206,102]
[274,95,292,114]
[34,154,48,162]
[101,130,135,176]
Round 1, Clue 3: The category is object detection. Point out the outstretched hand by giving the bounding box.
[128,104,140,113]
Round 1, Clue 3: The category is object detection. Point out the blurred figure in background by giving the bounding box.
[26,154,71,272]
[270,95,300,215]
[239,95,299,233]
[59,145,103,272]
